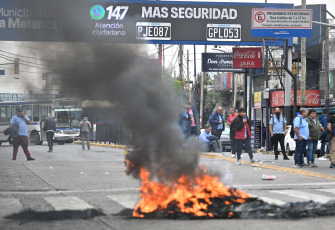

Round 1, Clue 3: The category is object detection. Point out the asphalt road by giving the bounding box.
[1,142,335,229]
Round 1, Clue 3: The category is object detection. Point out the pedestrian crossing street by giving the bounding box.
[1,189,335,219]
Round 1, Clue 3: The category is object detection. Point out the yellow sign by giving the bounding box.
[254,92,262,109]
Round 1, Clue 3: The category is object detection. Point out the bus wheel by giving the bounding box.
[31,132,43,145]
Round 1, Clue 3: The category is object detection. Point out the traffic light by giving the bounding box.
[14,58,19,74]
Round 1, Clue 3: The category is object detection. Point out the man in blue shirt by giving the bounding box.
[10,108,35,161]
[293,108,309,167]
[269,107,289,160]
[199,126,220,152]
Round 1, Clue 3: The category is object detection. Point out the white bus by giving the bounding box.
[0,98,82,146]
[0,100,51,146]
[52,98,81,145]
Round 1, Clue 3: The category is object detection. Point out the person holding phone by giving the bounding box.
[231,108,255,165]
[9,108,35,161]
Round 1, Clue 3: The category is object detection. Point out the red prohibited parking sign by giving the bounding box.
[255,11,266,23]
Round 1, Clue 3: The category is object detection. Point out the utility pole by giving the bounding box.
[265,47,270,151]
[300,0,307,108]
[200,45,207,128]
[179,44,184,81]
[194,45,197,106]
[233,73,238,107]
[187,49,191,103]
[325,22,330,111]
[284,46,293,124]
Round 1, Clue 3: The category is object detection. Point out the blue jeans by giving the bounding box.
[295,139,307,165]
[320,142,330,157]
[307,139,318,163]
[235,139,254,160]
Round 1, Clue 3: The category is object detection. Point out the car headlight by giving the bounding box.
[55,130,62,134]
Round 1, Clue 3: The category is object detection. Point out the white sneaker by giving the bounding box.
[231,154,236,158]
[237,160,241,165]
[319,156,328,161]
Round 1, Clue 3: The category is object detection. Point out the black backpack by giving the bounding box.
[290,117,302,138]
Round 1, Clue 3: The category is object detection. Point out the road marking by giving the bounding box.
[248,193,286,206]
[0,198,23,218]
[317,188,335,194]
[200,152,335,181]
[269,190,335,203]
[0,188,139,195]
[107,194,139,209]
[44,196,94,211]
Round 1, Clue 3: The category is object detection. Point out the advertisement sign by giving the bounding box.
[254,92,262,109]
[0,0,293,44]
[232,47,262,68]
[202,53,245,72]
[252,9,312,37]
[270,90,320,107]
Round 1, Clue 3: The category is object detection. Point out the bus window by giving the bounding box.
[40,106,49,121]
[70,109,82,128]
[0,106,10,122]
[11,106,18,117]
[6,106,11,120]
[21,105,32,120]
[55,109,70,128]
[33,104,40,122]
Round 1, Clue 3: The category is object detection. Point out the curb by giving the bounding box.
[73,141,127,150]
[199,152,335,181]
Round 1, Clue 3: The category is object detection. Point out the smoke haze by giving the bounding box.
[53,43,201,182]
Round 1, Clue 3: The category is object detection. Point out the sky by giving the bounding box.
[0,0,335,94]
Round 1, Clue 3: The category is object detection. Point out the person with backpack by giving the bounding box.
[293,108,309,167]
[269,108,290,160]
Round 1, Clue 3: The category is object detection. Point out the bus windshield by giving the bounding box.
[54,108,82,128]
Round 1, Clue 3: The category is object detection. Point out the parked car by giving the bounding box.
[278,125,321,156]
[220,126,246,152]
[220,127,232,152]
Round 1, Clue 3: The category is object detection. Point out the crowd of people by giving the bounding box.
[6,107,92,161]
[180,103,335,168]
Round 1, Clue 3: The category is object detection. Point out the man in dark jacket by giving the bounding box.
[306,109,323,167]
[232,108,255,165]
[318,109,329,160]
[209,107,224,140]
[43,114,56,152]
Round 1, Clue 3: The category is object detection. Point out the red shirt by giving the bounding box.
[228,114,238,124]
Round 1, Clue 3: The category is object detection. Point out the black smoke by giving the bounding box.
[54,43,201,181]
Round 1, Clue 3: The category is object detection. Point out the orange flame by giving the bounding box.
[133,166,250,218]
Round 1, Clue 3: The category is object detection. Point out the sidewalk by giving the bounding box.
[200,151,335,181]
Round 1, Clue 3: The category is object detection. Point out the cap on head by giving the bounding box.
[17,108,23,112]
[84,117,88,120]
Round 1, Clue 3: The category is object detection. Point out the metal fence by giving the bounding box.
[94,123,129,145]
